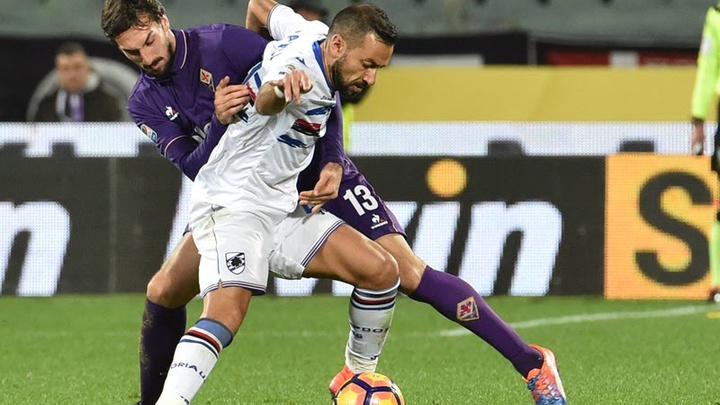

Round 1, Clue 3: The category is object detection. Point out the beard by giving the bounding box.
[331,56,368,103]
[142,39,174,78]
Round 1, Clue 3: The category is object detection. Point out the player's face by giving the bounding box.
[115,14,174,78]
[56,52,90,93]
[331,34,393,102]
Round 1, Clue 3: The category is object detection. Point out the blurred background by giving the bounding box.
[0,0,716,300]
[0,0,709,122]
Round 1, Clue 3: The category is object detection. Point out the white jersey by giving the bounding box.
[192,4,336,214]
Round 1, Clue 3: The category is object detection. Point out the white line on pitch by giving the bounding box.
[438,305,712,337]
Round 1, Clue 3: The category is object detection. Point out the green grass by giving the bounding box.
[1,295,719,404]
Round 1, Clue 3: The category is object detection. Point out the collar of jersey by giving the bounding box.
[313,40,335,93]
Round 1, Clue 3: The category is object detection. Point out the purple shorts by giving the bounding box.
[322,171,406,241]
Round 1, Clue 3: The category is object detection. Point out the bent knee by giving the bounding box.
[146,272,174,306]
[365,251,399,290]
[146,271,194,308]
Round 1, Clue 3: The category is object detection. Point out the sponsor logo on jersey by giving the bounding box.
[277,134,307,148]
[139,124,158,143]
[370,213,388,230]
[225,252,246,274]
[200,68,214,91]
[456,296,480,321]
[165,106,179,121]
[306,106,330,116]
[291,119,322,137]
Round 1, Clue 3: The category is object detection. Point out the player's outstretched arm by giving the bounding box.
[246,0,277,32]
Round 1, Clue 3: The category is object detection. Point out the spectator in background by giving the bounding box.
[29,42,123,122]
[690,3,720,303]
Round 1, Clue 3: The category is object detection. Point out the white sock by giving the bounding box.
[156,319,233,404]
[345,281,399,373]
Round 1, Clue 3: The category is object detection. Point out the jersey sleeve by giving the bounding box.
[691,6,720,120]
[128,94,228,180]
[219,25,268,78]
[267,4,327,40]
[317,98,345,168]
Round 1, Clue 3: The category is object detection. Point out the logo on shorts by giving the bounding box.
[370,214,388,230]
[456,296,480,322]
[225,252,245,274]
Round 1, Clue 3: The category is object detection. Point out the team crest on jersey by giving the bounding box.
[225,252,245,274]
[370,214,388,230]
[456,297,480,322]
[200,68,215,91]
[139,124,158,143]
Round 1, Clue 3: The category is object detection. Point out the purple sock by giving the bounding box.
[410,266,542,377]
[139,299,187,404]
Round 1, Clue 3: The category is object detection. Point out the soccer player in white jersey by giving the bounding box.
[154,3,398,403]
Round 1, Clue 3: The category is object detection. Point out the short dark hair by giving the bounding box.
[56,42,87,57]
[328,3,397,49]
[101,0,166,41]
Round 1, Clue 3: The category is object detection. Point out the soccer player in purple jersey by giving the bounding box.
[102,0,566,403]
[103,1,398,404]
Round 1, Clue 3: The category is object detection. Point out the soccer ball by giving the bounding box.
[332,372,405,405]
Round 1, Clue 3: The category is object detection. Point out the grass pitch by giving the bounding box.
[1,295,718,404]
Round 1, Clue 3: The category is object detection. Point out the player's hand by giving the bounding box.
[268,69,314,105]
[214,76,251,125]
[299,162,343,213]
[691,122,705,155]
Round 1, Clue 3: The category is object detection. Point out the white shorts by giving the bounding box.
[191,203,344,296]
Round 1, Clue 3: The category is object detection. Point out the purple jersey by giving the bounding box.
[127,23,344,181]
[127,24,268,179]
[316,155,406,240]
[126,23,400,239]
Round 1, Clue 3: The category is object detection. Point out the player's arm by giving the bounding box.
[299,100,345,212]
[128,98,227,180]
[219,25,268,77]
[246,0,277,33]
[256,69,313,115]
[247,0,315,40]
[691,7,720,152]
[692,7,720,122]
[317,98,345,170]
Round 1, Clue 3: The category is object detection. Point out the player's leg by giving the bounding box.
[139,231,201,405]
[156,205,272,404]
[378,233,543,375]
[710,183,720,302]
[324,170,566,403]
[378,233,565,403]
[710,129,720,303]
[306,223,400,375]
[270,206,399,390]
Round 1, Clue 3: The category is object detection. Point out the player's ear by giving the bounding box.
[160,14,170,31]
[328,34,345,58]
